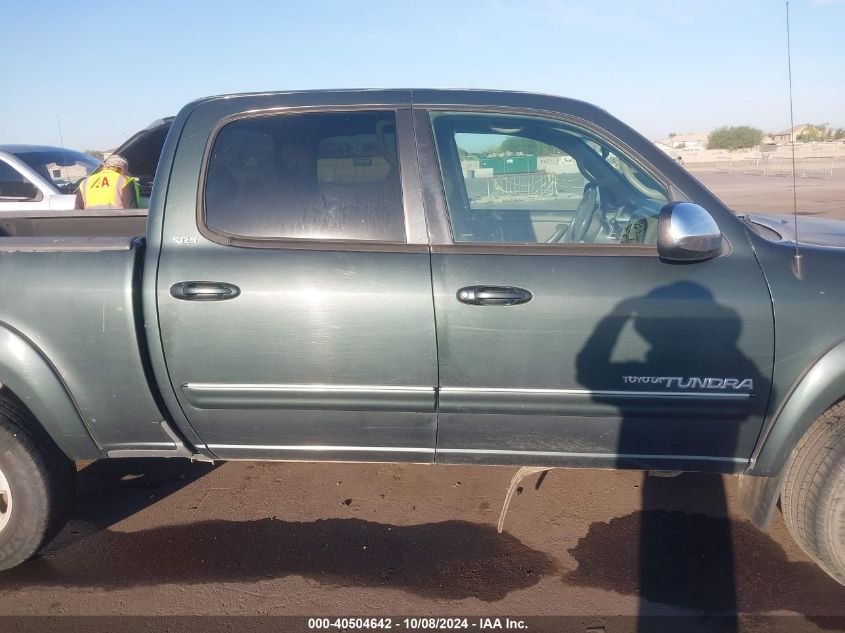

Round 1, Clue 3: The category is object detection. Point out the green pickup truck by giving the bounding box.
[1,90,843,585]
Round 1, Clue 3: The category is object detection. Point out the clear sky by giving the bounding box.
[1,0,842,150]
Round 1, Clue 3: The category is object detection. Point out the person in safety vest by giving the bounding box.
[75,154,140,209]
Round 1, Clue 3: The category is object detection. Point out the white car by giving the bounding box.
[0,145,100,213]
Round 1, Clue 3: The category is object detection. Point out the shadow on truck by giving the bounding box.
[575,282,768,629]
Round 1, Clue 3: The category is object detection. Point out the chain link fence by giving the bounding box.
[715,155,835,179]
[467,173,586,205]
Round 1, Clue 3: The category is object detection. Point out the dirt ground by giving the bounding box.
[687,164,845,219]
[0,459,843,629]
[1,169,844,631]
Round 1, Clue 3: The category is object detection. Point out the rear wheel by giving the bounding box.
[0,466,11,534]
[782,401,845,585]
[0,395,75,571]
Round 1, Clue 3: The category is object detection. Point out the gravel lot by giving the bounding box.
[0,459,843,628]
[1,168,844,630]
[689,164,845,219]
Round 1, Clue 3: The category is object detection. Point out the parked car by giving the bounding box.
[0,90,844,586]
[0,145,100,212]
[0,145,147,238]
[0,122,172,238]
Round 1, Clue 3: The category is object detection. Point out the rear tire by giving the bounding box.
[782,401,845,585]
[0,395,75,571]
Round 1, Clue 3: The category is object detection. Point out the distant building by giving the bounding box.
[771,125,809,144]
[45,162,89,186]
[660,132,708,150]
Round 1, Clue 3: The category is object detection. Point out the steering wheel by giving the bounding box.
[546,184,599,243]
[620,209,650,244]
[545,223,570,243]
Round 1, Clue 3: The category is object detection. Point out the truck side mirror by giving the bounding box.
[657,202,723,262]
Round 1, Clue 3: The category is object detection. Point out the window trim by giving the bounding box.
[196,105,427,251]
[431,243,657,257]
[415,105,688,251]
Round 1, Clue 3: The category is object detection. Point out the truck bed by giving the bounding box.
[0,236,174,453]
[0,208,147,238]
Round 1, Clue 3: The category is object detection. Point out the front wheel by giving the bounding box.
[0,395,75,571]
[782,401,845,585]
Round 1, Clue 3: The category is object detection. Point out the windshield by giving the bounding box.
[14,149,100,194]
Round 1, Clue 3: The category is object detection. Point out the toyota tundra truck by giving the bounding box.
[1,89,843,586]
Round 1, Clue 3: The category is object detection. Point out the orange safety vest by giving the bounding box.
[78,169,140,209]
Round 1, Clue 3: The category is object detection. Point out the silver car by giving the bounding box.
[0,145,100,213]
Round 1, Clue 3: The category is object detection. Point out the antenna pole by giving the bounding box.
[786,1,803,279]
[56,115,69,184]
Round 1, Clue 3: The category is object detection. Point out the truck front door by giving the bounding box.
[416,104,774,472]
[157,93,438,462]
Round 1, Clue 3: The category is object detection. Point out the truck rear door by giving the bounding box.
[156,92,438,462]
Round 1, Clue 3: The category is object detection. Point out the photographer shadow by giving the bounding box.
[576,281,769,630]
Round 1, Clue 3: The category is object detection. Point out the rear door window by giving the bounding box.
[204,111,406,242]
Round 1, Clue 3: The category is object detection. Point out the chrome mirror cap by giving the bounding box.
[657,202,723,262]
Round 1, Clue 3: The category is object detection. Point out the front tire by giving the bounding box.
[782,401,845,585]
[0,395,75,571]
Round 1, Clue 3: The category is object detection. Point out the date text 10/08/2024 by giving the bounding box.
[307,618,529,630]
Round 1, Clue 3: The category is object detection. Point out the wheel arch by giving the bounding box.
[0,323,102,460]
[739,338,845,527]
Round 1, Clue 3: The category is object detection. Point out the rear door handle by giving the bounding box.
[456,285,533,306]
[170,281,240,301]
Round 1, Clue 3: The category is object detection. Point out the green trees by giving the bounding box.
[797,124,845,142]
[707,126,763,150]
[497,137,562,156]
[84,149,105,161]
[458,136,564,158]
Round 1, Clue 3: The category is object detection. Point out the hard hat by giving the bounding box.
[103,154,129,171]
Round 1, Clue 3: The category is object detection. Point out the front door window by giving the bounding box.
[429,111,669,245]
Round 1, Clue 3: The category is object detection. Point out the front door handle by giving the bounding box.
[170,281,240,301]
[456,285,533,306]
